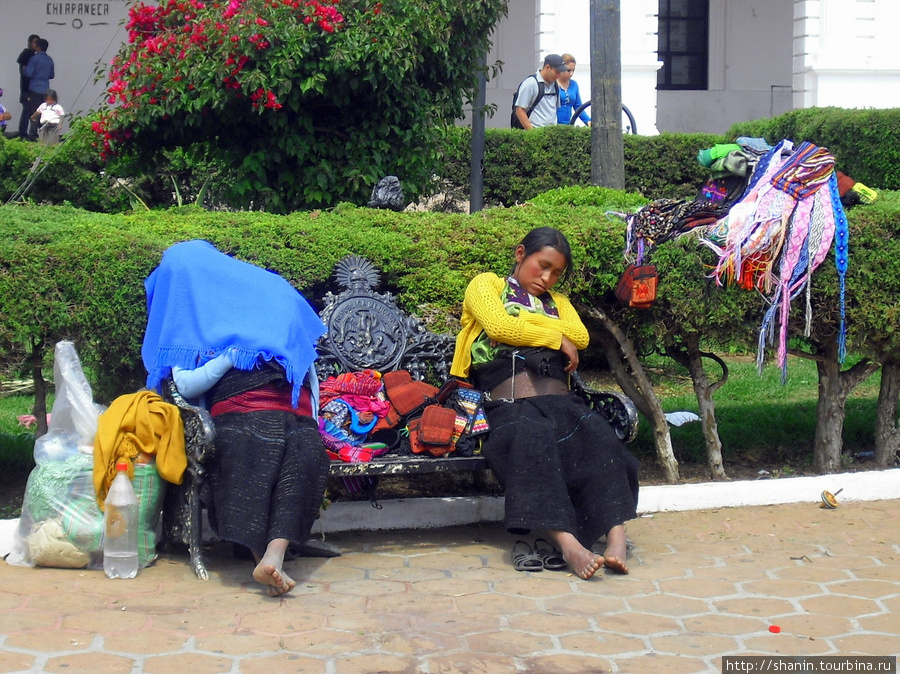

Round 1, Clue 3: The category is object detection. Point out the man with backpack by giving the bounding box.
[511,54,569,130]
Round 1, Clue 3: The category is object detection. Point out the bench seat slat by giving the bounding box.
[328,455,488,477]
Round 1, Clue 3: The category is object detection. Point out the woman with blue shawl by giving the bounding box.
[143,240,330,596]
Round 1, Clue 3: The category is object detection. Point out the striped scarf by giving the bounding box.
[702,140,846,380]
[752,147,846,380]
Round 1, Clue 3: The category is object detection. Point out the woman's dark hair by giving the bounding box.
[514,227,574,284]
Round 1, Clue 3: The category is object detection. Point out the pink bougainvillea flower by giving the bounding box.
[17,415,37,429]
[17,414,50,429]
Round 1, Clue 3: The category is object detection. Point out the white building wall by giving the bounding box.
[795,0,900,109]
[481,0,540,127]
[0,0,130,135]
[657,0,794,134]
[535,0,661,134]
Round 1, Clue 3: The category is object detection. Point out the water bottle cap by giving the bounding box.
[115,460,129,472]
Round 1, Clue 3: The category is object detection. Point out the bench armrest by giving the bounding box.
[165,378,216,462]
[571,371,639,443]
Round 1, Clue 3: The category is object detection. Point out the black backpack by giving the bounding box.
[510,74,559,129]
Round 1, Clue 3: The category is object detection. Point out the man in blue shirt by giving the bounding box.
[23,38,54,141]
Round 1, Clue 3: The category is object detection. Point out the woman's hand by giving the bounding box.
[560,335,579,373]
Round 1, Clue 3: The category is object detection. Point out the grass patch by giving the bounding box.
[620,355,879,470]
[0,394,39,471]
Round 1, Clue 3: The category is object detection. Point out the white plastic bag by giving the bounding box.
[6,342,104,568]
[33,341,102,463]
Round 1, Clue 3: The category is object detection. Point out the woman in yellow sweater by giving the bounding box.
[451,227,639,579]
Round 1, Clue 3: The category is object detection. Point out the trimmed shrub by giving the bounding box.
[0,126,130,212]
[727,107,900,191]
[440,125,723,206]
[0,199,637,401]
[3,188,898,405]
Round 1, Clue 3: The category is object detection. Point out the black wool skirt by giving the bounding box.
[481,392,640,547]
[207,410,330,556]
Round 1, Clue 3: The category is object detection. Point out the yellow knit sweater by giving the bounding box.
[450,273,590,379]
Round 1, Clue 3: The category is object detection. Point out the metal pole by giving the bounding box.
[590,0,625,189]
[469,52,487,213]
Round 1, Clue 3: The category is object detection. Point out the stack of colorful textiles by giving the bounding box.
[700,140,849,379]
[317,370,391,463]
[622,138,769,258]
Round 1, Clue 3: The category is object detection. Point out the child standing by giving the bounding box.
[30,89,64,144]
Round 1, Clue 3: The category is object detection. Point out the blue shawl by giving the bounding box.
[142,240,326,407]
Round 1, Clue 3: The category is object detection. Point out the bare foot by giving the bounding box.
[547,531,604,580]
[602,525,629,574]
[251,538,296,596]
[253,562,296,597]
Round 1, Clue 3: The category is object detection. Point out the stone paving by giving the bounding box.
[1,499,898,673]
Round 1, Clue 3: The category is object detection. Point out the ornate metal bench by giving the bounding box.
[162,255,638,579]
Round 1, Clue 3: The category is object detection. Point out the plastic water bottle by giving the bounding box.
[103,461,139,579]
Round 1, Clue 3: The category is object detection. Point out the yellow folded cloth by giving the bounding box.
[93,390,186,509]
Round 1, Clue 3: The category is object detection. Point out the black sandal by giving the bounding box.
[533,538,568,571]
[511,540,543,572]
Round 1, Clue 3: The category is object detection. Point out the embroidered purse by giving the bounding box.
[408,405,457,457]
[615,263,658,309]
[383,370,438,416]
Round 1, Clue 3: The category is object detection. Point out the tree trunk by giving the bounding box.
[666,337,728,480]
[589,0,625,189]
[31,339,49,439]
[874,359,900,469]
[805,341,879,473]
[580,305,680,483]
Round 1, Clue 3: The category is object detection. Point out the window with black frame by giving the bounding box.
[657,0,709,90]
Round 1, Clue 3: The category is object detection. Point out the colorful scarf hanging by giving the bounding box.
[702,141,848,380]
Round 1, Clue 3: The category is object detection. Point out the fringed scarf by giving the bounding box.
[142,240,326,408]
[701,141,847,380]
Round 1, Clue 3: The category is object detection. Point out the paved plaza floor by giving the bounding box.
[1,498,898,673]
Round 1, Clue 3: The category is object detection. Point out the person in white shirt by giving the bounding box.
[29,88,64,144]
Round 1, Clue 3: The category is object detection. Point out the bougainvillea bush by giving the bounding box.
[93,0,507,212]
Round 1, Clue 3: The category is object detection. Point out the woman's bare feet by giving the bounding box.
[252,538,297,597]
[547,531,604,580]
[253,562,296,597]
[602,525,629,574]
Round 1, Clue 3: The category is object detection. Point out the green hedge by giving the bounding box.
[0,122,130,213]
[0,199,636,402]
[3,187,900,405]
[727,107,900,192]
[3,108,897,212]
[440,125,720,206]
[440,108,900,207]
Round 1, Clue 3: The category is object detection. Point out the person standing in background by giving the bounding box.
[556,54,590,126]
[16,34,39,139]
[30,89,64,145]
[23,38,55,142]
[512,54,569,130]
[0,88,12,136]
